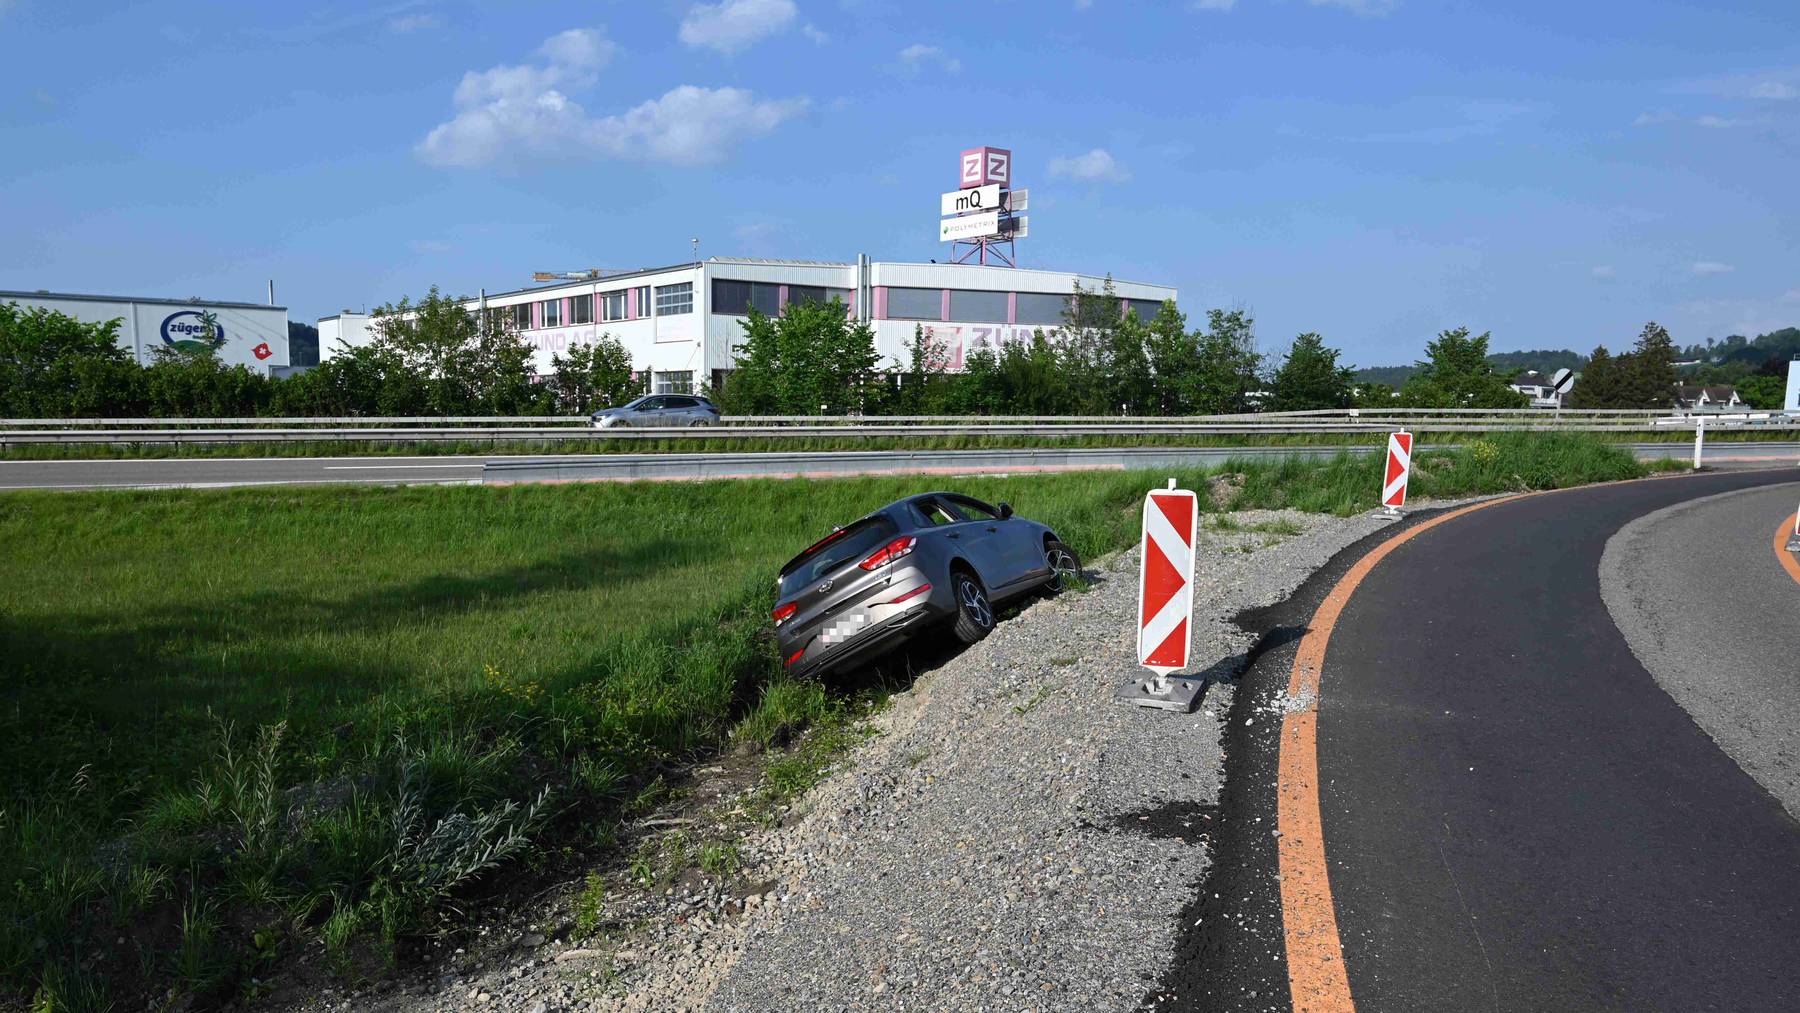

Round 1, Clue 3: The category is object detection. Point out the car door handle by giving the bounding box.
[986,526,998,532]
[947,533,960,540]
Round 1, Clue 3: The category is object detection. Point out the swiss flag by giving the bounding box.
[252,342,273,360]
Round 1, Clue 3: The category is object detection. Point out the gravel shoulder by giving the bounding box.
[1599,481,1800,820]
[271,505,1401,1013]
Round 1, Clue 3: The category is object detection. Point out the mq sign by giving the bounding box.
[941,183,1001,217]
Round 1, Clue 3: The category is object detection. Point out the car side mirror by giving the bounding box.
[998,502,1013,519]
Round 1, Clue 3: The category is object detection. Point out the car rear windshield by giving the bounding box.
[777,517,899,598]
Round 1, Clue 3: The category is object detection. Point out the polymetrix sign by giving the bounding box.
[1137,485,1198,674]
[1383,431,1413,509]
[940,211,1001,242]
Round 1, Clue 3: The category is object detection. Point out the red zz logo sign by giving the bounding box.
[959,146,1012,187]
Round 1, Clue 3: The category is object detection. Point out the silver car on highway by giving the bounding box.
[772,492,1082,678]
[591,394,721,428]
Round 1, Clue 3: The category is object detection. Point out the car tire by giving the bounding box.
[951,571,995,645]
[1042,539,1082,596]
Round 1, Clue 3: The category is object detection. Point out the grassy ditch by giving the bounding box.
[0,432,1664,1008]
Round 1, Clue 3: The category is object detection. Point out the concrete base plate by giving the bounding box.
[1118,675,1204,712]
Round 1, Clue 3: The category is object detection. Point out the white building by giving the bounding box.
[321,257,1176,395]
[0,289,289,371]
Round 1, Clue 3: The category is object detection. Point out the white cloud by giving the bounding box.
[1307,0,1401,15]
[389,12,441,33]
[1781,289,1800,304]
[1635,110,1747,129]
[1679,67,1800,102]
[1592,265,1616,280]
[1049,148,1130,183]
[898,43,961,74]
[801,22,829,44]
[679,0,797,54]
[1694,114,1742,128]
[417,29,806,169]
[1191,0,1237,10]
[1691,262,1736,276]
[1074,0,1094,8]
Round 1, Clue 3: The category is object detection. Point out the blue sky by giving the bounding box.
[2,0,1797,367]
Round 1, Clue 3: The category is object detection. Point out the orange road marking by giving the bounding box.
[1775,512,1800,588]
[1278,497,1519,1013]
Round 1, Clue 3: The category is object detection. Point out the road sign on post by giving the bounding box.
[1381,431,1413,515]
[1119,479,1203,712]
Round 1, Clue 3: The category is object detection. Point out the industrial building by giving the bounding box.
[318,256,1176,395]
[0,289,289,371]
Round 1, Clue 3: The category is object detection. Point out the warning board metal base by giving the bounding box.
[1787,535,1800,554]
[1117,674,1205,712]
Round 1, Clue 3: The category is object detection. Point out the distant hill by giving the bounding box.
[1352,348,1586,388]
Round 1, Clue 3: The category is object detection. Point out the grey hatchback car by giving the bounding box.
[591,394,720,428]
[772,492,1082,678]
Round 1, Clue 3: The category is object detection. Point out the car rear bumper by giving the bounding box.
[780,573,953,678]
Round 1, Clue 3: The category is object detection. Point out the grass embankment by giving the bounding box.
[1,425,1788,462]
[0,433,1660,1009]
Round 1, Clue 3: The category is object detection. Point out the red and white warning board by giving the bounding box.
[1137,484,1198,674]
[1382,430,1413,509]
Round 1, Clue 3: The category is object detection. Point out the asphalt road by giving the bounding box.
[1600,483,1800,818]
[1153,468,1800,1012]
[3,442,1798,491]
[0,455,487,490]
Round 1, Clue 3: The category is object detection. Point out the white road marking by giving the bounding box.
[322,464,484,470]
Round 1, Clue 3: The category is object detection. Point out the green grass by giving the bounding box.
[2,424,1787,462]
[0,432,1660,1008]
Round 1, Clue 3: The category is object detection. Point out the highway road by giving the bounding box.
[1154,468,1800,1012]
[3,442,1798,490]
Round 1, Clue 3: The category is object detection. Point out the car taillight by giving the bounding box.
[785,648,806,666]
[771,602,797,627]
[859,536,917,570]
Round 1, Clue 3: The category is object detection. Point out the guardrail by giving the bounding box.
[6,417,1800,448]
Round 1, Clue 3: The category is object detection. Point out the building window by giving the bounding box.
[710,368,730,394]
[886,287,941,320]
[1126,298,1167,321]
[1014,292,1071,326]
[633,286,650,318]
[655,370,693,395]
[602,290,627,322]
[542,299,562,328]
[948,289,1008,322]
[786,286,853,310]
[571,294,593,325]
[712,279,779,316]
[512,304,532,330]
[656,282,694,315]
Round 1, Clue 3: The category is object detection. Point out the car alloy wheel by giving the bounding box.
[958,575,992,629]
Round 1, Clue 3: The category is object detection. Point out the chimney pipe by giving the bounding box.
[268,280,275,306]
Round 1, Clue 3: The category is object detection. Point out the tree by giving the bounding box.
[1190,309,1263,414]
[371,286,540,414]
[1143,302,1201,414]
[1056,279,1124,414]
[1738,373,1786,409]
[1613,321,1677,409]
[547,334,641,414]
[886,324,953,414]
[718,298,880,415]
[140,346,272,417]
[1566,345,1620,408]
[1397,328,1527,408]
[0,302,141,417]
[1268,332,1354,411]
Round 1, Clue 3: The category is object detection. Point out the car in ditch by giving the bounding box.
[772,492,1083,678]
[590,393,721,428]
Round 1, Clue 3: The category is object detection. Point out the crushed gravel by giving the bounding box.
[273,505,1399,1013]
